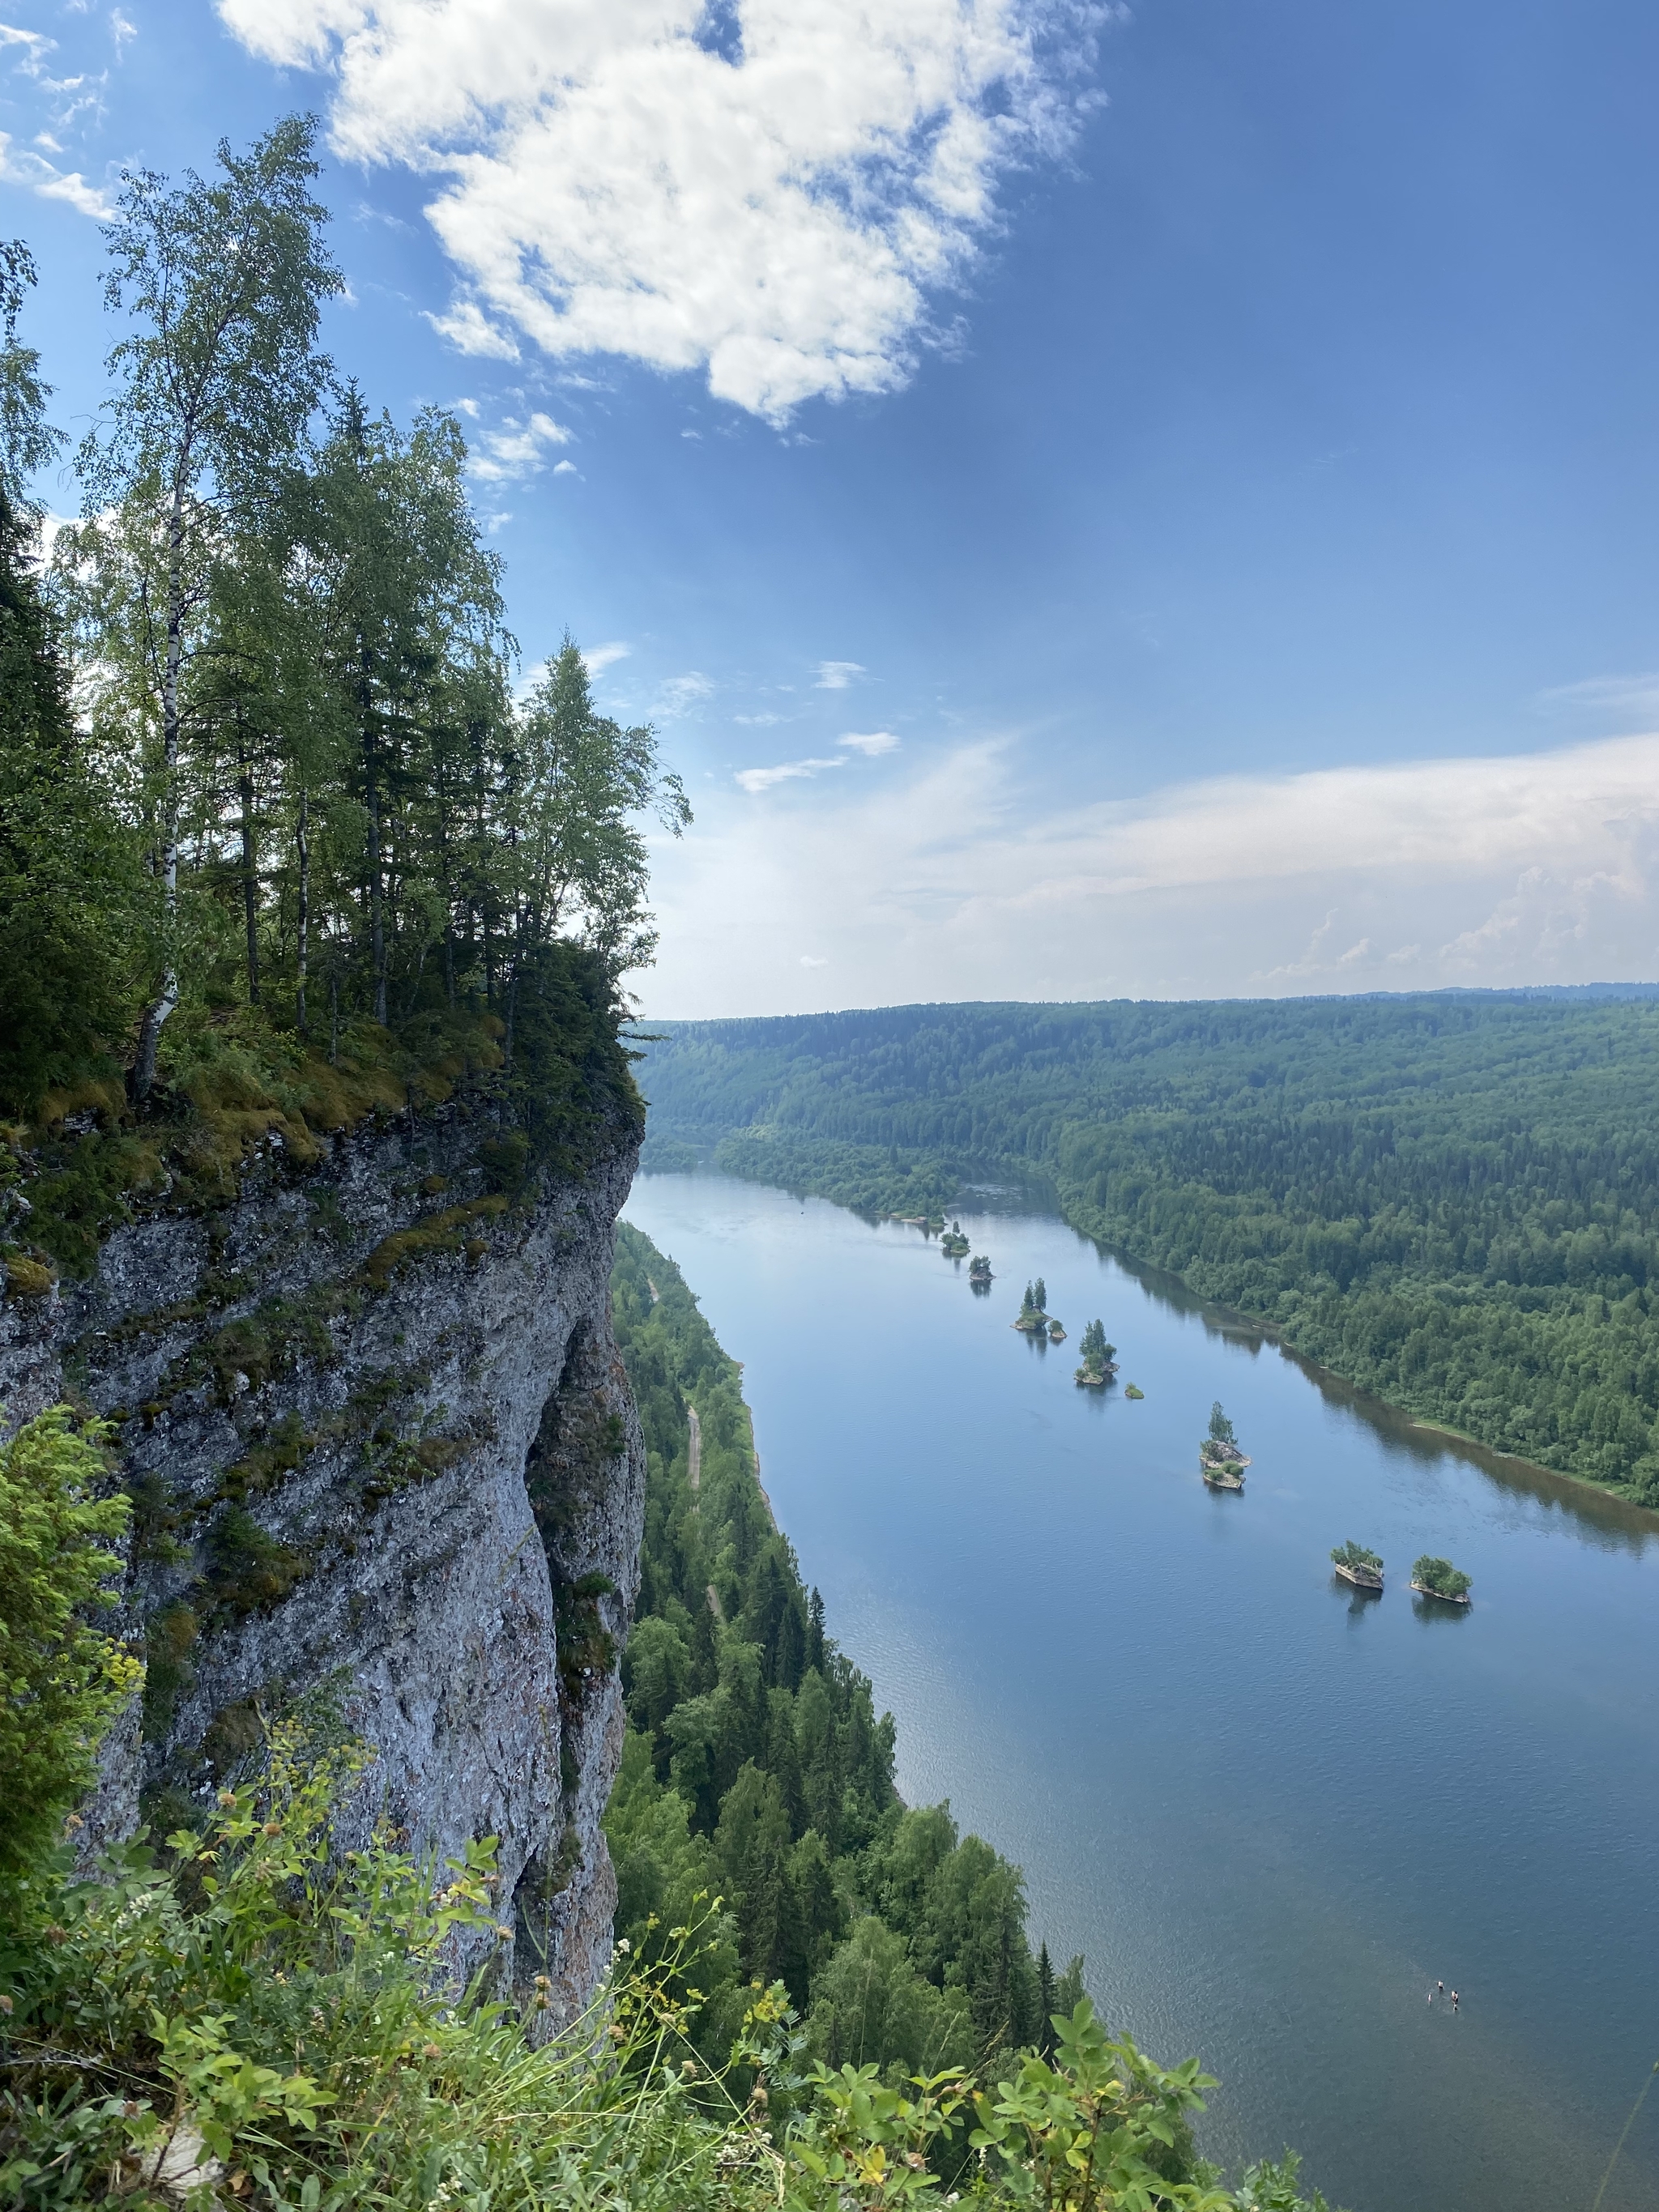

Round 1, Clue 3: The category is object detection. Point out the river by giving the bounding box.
[621,1170,1659,2212]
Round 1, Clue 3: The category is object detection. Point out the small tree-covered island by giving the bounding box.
[1015,1276,1060,1335]
[1411,1555,1473,1604]
[0,136,1349,2212]
[1199,1403,1251,1487]
[1075,1319,1119,1387]
[1331,1541,1385,1592]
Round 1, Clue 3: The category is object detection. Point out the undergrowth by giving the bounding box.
[1,943,641,1287]
[0,1722,1337,2211]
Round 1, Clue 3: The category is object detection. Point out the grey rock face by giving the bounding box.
[0,1103,644,2023]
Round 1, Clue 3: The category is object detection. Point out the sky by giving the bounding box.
[5,0,1659,1014]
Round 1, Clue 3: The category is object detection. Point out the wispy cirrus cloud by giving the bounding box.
[467,410,572,481]
[219,0,1110,420]
[814,659,864,689]
[655,671,715,718]
[644,731,1659,1015]
[1534,671,1659,722]
[0,129,111,217]
[839,730,898,755]
[734,755,847,795]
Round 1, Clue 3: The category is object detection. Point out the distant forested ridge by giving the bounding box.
[634,995,1659,1503]
[607,1221,1093,2081]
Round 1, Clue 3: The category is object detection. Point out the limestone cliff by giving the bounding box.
[0,1095,644,2023]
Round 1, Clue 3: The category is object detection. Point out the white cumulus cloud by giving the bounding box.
[814,658,864,688]
[839,730,899,755]
[216,0,1106,419]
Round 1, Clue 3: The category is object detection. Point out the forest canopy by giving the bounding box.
[634,995,1659,1504]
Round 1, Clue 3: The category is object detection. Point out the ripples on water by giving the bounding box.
[621,1172,1659,2212]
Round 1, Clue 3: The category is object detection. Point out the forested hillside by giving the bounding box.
[636,997,1659,1502]
[608,1223,1086,2077]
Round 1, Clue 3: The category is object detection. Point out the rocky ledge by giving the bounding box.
[0,1097,646,2027]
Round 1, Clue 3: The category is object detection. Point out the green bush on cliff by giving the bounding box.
[0,1408,137,1884]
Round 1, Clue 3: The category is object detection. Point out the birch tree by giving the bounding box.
[75,116,339,1097]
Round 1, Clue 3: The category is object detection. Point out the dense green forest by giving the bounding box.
[636,996,1659,1503]
[608,1221,1086,2077]
[0,119,685,1287]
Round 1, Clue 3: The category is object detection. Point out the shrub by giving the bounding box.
[0,1723,1343,2211]
[0,1407,136,1880]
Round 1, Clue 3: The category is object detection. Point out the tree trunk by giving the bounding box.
[295,785,309,1037]
[361,649,386,1026]
[237,705,261,1005]
[131,478,188,1102]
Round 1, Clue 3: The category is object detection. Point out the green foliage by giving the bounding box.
[1329,1542,1382,1575]
[638,996,1659,1502]
[1410,1555,1471,1600]
[0,1722,1341,2209]
[968,1999,1221,2210]
[0,132,673,1250]
[0,237,144,1119]
[1080,1322,1114,1369]
[0,1407,137,1881]
[1206,1404,1235,1446]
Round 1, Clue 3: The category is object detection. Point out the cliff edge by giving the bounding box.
[0,1092,645,2026]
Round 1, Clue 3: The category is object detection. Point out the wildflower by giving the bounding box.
[0,1996,13,2017]
[422,2044,442,2061]
[262,1821,281,1837]
[496,1924,514,1941]
[216,1790,236,1808]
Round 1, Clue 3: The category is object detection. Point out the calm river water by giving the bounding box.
[621,1171,1659,2212]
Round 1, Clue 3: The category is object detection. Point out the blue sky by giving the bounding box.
[6,0,1659,1013]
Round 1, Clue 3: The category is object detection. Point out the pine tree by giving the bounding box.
[1037,1940,1057,2059]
